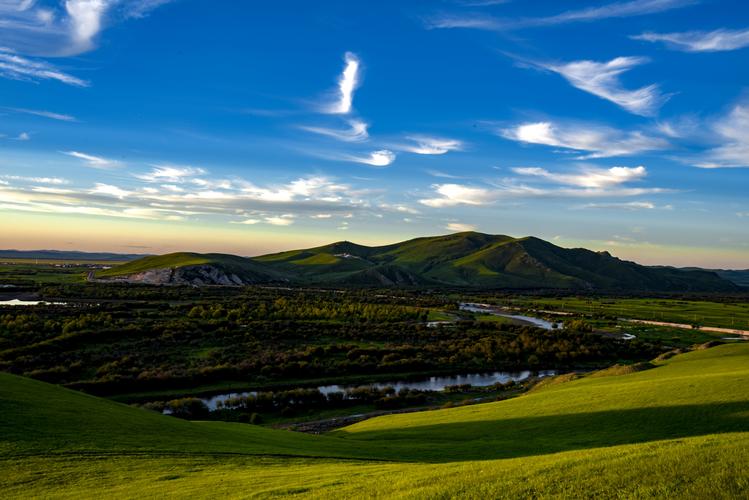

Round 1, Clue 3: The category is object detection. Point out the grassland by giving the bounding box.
[500,296,749,330]
[2,343,749,497]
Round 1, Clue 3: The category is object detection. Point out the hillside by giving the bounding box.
[96,252,287,285]
[2,344,749,497]
[255,232,738,291]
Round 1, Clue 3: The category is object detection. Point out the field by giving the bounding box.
[2,343,749,497]
[497,296,749,330]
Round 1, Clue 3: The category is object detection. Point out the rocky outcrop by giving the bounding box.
[104,265,268,286]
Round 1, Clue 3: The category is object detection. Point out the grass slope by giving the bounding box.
[3,345,749,497]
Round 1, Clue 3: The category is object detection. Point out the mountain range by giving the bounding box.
[95,232,741,292]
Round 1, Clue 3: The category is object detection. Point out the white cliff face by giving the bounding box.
[105,265,265,286]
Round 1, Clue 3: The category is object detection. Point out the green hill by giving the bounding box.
[255,232,738,291]
[97,252,287,285]
[2,344,749,497]
[97,233,738,290]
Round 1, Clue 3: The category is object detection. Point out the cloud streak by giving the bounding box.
[0,47,89,85]
[428,0,696,31]
[300,119,369,142]
[633,28,749,52]
[500,120,669,158]
[530,56,668,116]
[63,151,119,168]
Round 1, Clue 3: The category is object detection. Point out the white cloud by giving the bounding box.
[419,165,666,208]
[402,136,463,155]
[324,52,360,114]
[695,101,749,168]
[428,0,695,31]
[0,0,173,57]
[501,121,668,158]
[65,0,110,53]
[534,56,668,116]
[310,213,332,219]
[135,165,206,183]
[90,183,131,199]
[265,214,295,226]
[63,150,118,168]
[512,165,647,188]
[419,183,496,207]
[633,28,749,52]
[16,131,30,140]
[0,47,88,85]
[7,107,76,121]
[737,212,749,218]
[346,149,396,167]
[301,119,369,142]
[446,222,477,232]
[234,218,260,225]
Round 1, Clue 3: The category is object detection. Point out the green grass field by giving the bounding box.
[3,344,749,497]
[502,296,749,330]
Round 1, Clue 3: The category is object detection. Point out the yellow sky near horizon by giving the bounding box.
[1,211,747,269]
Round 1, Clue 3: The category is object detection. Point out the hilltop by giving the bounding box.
[96,232,739,291]
[2,344,749,497]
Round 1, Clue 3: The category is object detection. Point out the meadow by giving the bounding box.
[2,343,749,498]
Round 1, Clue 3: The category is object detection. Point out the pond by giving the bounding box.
[200,369,557,410]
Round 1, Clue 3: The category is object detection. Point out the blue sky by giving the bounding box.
[0,0,748,267]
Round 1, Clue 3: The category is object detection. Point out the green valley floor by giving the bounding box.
[3,344,749,498]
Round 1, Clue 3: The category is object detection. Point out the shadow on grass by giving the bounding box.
[337,401,749,463]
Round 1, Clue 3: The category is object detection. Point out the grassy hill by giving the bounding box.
[2,344,749,497]
[97,252,286,285]
[96,233,738,290]
[255,232,738,291]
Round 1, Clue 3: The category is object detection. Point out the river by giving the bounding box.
[201,369,557,410]
[459,302,563,330]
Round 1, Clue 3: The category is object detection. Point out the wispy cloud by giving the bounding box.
[446,222,477,232]
[578,201,670,210]
[0,47,88,85]
[63,151,119,168]
[135,165,206,183]
[528,56,668,116]
[695,101,749,168]
[500,121,668,158]
[345,149,396,167]
[15,131,30,140]
[0,0,174,57]
[324,52,360,114]
[401,136,463,155]
[427,0,696,31]
[419,165,667,207]
[300,119,369,142]
[632,28,749,52]
[512,165,647,188]
[6,107,76,122]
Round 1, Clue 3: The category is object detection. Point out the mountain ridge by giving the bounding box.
[96,232,740,291]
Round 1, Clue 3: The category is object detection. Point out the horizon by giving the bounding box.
[2,229,747,270]
[1,1,748,268]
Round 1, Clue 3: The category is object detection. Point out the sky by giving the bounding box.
[0,0,748,267]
